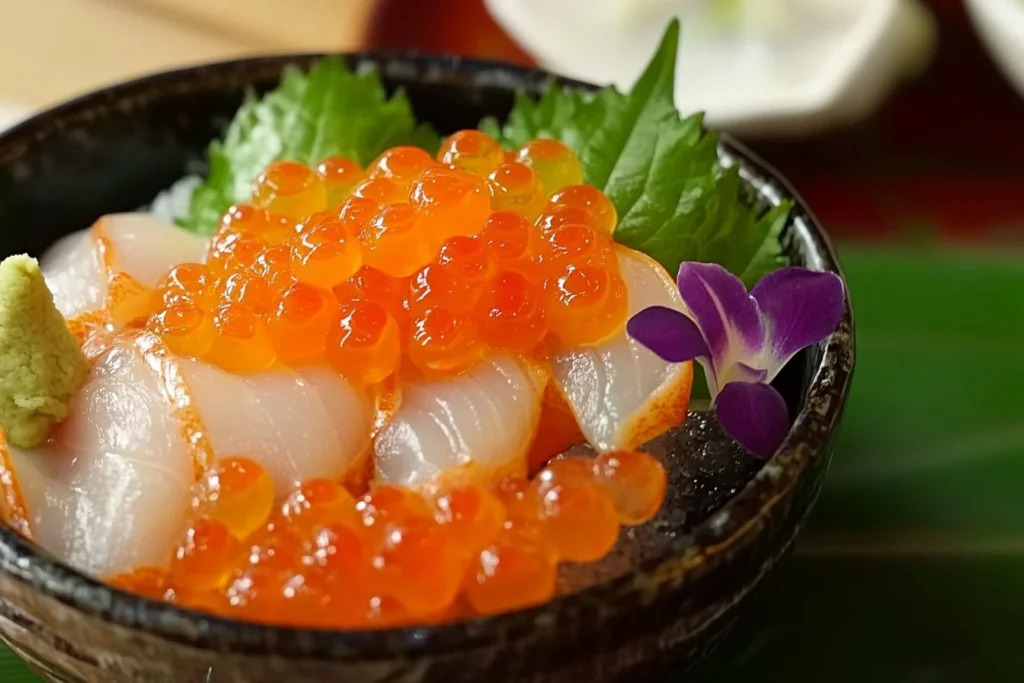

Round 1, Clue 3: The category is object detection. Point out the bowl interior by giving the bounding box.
[0,53,848,663]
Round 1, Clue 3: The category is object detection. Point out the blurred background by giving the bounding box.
[2,0,1023,680]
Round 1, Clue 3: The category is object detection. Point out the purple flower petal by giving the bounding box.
[723,362,768,385]
[714,381,790,458]
[676,262,764,368]
[627,306,709,363]
[751,268,846,379]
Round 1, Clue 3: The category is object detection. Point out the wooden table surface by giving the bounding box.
[0,0,375,110]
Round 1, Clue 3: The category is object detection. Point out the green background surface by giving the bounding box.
[3,244,1020,681]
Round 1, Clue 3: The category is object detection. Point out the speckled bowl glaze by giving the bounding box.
[0,54,854,683]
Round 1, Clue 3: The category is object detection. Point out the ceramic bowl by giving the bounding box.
[0,53,854,683]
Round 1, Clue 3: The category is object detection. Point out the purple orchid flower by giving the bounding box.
[626,263,845,458]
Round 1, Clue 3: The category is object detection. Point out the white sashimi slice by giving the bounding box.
[39,230,105,319]
[180,359,374,497]
[98,212,208,286]
[40,213,207,318]
[374,354,548,489]
[4,334,195,578]
[551,246,693,452]
[0,333,375,576]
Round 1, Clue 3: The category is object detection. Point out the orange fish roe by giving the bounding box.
[110,566,171,601]
[281,479,359,534]
[333,266,409,332]
[170,519,245,591]
[115,452,663,625]
[408,167,491,241]
[317,156,364,209]
[208,230,266,275]
[481,210,547,279]
[116,136,674,627]
[352,176,407,205]
[515,139,583,194]
[360,203,436,277]
[253,161,327,221]
[546,223,615,269]
[438,130,505,177]
[267,282,335,364]
[159,263,215,306]
[535,205,602,238]
[408,305,486,376]
[251,245,295,291]
[408,236,495,315]
[142,134,631,376]
[372,518,464,616]
[541,221,627,347]
[357,484,433,532]
[432,485,506,556]
[548,184,618,236]
[289,220,363,288]
[544,263,628,347]
[594,451,668,525]
[368,146,436,187]
[216,271,273,315]
[337,195,381,233]
[206,303,277,373]
[463,527,558,615]
[526,457,621,563]
[487,162,547,221]
[476,270,547,352]
[326,299,402,385]
[148,301,216,357]
[220,204,294,246]
[195,457,276,539]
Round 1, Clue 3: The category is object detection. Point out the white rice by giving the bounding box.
[147,175,202,223]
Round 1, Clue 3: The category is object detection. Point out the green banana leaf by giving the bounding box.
[3,245,1021,682]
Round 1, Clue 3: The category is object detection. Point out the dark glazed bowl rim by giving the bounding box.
[0,52,855,661]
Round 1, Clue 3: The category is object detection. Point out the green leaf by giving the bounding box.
[482,19,788,282]
[181,58,441,234]
[0,651,36,683]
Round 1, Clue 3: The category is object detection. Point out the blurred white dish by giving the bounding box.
[967,0,1024,96]
[0,103,27,131]
[485,0,936,137]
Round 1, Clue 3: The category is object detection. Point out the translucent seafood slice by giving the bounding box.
[0,329,373,576]
[40,213,207,318]
[180,360,374,497]
[550,246,693,452]
[374,354,548,489]
[4,333,196,578]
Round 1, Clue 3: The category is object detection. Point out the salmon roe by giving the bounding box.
[253,161,327,221]
[114,445,664,626]
[516,139,583,194]
[145,133,625,379]
[124,140,661,627]
[317,156,364,209]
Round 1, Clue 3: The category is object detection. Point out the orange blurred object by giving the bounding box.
[367,0,534,66]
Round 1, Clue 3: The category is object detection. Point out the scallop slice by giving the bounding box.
[4,333,194,578]
[374,355,549,489]
[40,213,207,318]
[180,359,374,497]
[550,246,693,453]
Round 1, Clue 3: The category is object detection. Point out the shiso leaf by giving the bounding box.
[480,19,791,286]
[182,57,440,234]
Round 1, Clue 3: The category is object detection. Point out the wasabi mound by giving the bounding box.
[0,255,87,448]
